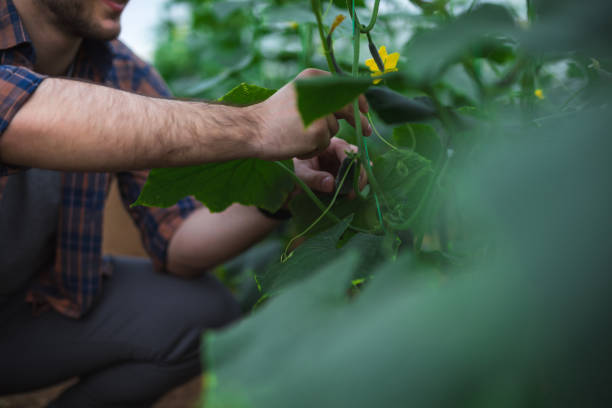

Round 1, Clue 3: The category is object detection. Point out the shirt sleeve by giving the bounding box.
[112,48,202,272]
[0,65,46,176]
[116,170,200,273]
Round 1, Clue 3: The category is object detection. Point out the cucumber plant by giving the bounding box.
[141,0,612,406]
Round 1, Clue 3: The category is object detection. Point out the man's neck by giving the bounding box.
[13,0,82,76]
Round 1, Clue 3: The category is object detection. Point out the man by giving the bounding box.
[0,0,371,406]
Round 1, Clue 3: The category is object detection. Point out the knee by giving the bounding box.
[180,274,242,330]
[148,275,241,364]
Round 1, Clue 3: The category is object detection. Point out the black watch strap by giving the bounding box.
[258,207,292,220]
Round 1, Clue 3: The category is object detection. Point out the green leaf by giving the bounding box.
[392,124,443,162]
[211,0,251,20]
[288,192,380,238]
[257,214,387,296]
[201,74,612,408]
[132,159,294,212]
[401,4,516,85]
[133,84,293,212]
[261,4,316,25]
[218,82,277,106]
[373,149,435,230]
[203,251,361,407]
[295,76,372,126]
[332,0,365,10]
[257,216,353,295]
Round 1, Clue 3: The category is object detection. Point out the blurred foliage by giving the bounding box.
[155,0,425,99]
[149,0,612,406]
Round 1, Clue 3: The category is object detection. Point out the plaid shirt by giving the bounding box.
[0,0,199,318]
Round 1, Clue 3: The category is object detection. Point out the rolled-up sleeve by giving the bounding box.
[0,65,45,175]
[117,170,200,273]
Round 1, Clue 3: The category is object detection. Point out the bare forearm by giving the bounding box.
[0,78,261,171]
[167,204,279,278]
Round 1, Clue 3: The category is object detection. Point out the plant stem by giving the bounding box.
[281,158,358,262]
[322,0,334,19]
[350,12,382,198]
[526,0,535,25]
[368,112,400,152]
[275,161,334,217]
[359,0,380,33]
[274,161,373,234]
[311,0,336,73]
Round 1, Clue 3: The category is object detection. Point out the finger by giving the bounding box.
[359,112,372,136]
[296,134,331,160]
[345,160,367,200]
[296,145,326,160]
[326,115,340,136]
[329,138,353,159]
[296,165,335,193]
[358,94,369,114]
[296,68,329,79]
[298,119,332,159]
[334,108,372,136]
[359,163,367,191]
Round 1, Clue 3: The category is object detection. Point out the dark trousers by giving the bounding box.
[0,256,241,407]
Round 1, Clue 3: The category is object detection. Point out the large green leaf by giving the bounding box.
[400,4,517,85]
[257,216,353,295]
[392,123,443,162]
[373,149,435,230]
[288,192,381,239]
[523,0,612,57]
[295,76,372,126]
[132,159,293,212]
[218,82,277,106]
[257,215,387,296]
[202,104,612,408]
[133,84,293,212]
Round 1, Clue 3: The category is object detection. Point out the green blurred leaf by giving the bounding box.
[288,191,380,238]
[295,76,372,126]
[211,0,251,20]
[133,84,293,212]
[401,4,516,85]
[373,149,434,230]
[202,103,612,408]
[257,216,353,295]
[393,124,443,162]
[261,4,316,25]
[257,214,388,295]
[332,0,365,10]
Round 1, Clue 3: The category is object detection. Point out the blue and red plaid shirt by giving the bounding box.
[0,0,199,318]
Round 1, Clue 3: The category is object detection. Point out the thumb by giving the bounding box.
[298,166,335,193]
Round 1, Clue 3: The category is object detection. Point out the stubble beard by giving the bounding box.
[38,0,121,41]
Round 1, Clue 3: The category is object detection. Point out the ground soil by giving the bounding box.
[0,377,202,407]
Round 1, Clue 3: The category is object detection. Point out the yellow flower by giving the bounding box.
[365,46,399,84]
[288,21,299,30]
[534,88,545,100]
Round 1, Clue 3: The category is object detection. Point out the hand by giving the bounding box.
[292,137,368,199]
[253,68,372,161]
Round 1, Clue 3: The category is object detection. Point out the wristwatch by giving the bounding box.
[257,207,292,220]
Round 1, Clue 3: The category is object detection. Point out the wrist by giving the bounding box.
[244,103,266,160]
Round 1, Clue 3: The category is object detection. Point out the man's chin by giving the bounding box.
[83,21,121,41]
